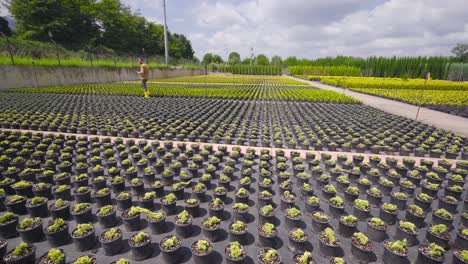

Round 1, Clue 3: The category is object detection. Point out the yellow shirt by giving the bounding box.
[140,64,149,80]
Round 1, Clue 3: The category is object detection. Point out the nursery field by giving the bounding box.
[0,74,467,264]
[0,130,467,263]
[303,76,468,118]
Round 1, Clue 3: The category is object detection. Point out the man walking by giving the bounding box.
[137,58,150,98]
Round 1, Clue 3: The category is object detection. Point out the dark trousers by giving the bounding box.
[141,79,148,92]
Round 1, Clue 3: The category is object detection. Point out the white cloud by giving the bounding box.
[190,0,468,59]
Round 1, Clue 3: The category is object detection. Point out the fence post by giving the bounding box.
[31,62,39,88]
[1,32,15,65]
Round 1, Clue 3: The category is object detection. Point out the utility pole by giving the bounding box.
[416,72,430,121]
[162,0,169,66]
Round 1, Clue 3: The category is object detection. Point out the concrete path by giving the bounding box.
[289,76,468,137]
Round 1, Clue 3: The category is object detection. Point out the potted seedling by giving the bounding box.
[328,196,345,218]
[446,185,464,199]
[322,184,337,200]
[175,210,193,238]
[235,187,249,204]
[453,249,468,264]
[73,186,92,203]
[159,235,182,264]
[191,239,214,264]
[5,195,26,215]
[379,202,399,225]
[257,248,280,264]
[395,221,419,246]
[258,222,277,249]
[147,210,166,234]
[344,186,359,205]
[100,228,124,256]
[54,172,71,186]
[72,223,96,251]
[229,220,248,245]
[383,239,409,263]
[456,229,468,250]
[3,242,36,264]
[399,179,416,196]
[171,181,190,200]
[71,203,93,223]
[311,211,329,233]
[305,196,320,213]
[405,204,426,227]
[390,191,408,210]
[353,199,371,220]
[432,208,454,228]
[213,186,227,202]
[208,198,225,219]
[351,232,374,262]
[121,206,143,231]
[97,205,117,228]
[417,243,445,264]
[192,182,207,201]
[25,196,48,217]
[45,218,69,247]
[319,228,340,257]
[288,227,307,254]
[339,215,358,237]
[259,204,275,224]
[366,217,388,242]
[11,181,33,198]
[36,248,65,264]
[0,212,18,238]
[225,241,246,264]
[285,207,302,228]
[116,192,132,211]
[161,193,177,215]
[414,192,434,212]
[439,195,458,213]
[422,182,440,197]
[49,199,70,220]
[293,251,315,264]
[201,216,221,241]
[139,191,155,210]
[152,181,164,198]
[427,224,450,249]
[129,231,152,261]
[281,190,297,210]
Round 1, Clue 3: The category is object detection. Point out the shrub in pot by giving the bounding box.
[293,251,315,264]
[138,191,155,210]
[25,196,48,217]
[366,217,388,242]
[338,215,358,238]
[5,195,27,215]
[32,182,52,199]
[395,221,419,246]
[3,242,35,264]
[223,239,248,263]
[280,190,296,210]
[99,228,124,256]
[405,204,426,227]
[311,211,330,233]
[71,223,96,251]
[44,218,69,247]
[229,220,248,245]
[0,212,18,238]
[285,207,302,229]
[201,216,221,242]
[383,239,409,264]
[208,198,225,219]
[305,196,320,213]
[159,235,182,264]
[146,210,166,234]
[453,249,468,264]
[257,247,281,264]
[426,224,450,249]
[71,203,93,223]
[191,239,214,264]
[328,196,345,218]
[390,191,408,210]
[353,199,371,221]
[97,205,118,228]
[160,193,177,215]
[115,191,132,211]
[110,176,125,194]
[192,183,207,202]
[414,192,434,212]
[432,208,454,228]
[438,195,458,213]
[344,186,359,205]
[456,228,468,250]
[11,181,33,198]
[121,206,143,231]
[319,228,340,257]
[288,227,307,254]
[48,199,70,220]
[380,203,399,225]
[73,186,92,204]
[128,231,152,261]
[36,248,65,264]
[416,243,446,264]
[351,232,374,263]
[321,184,337,201]
[175,210,193,238]
[16,217,44,243]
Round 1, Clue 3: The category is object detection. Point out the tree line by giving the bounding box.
[0,0,195,61]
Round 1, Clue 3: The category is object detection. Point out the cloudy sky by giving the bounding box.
[2,0,468,60]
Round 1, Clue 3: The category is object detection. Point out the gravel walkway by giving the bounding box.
[289,76,468,137]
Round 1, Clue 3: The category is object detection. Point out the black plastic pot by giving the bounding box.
[191,240,213,264]
[328,203,345,218]
[416,244,445,264]
[72,228,96,251]
[366,220,388,242]
[311,216,329,233]
[455,229,468,250]
[26,200,48,218]
[3,245,36,264]
[288,233,307,254]
[319,238,340,257]
[229,228,248,245]
[175,221,193,238]
[71,206,93,224]
[426,229,450,249]
[44,224,70,247]
[100,231,124,256]
[122,212,141,231]
[353,206,370,221]
[161,201,177,215]
[5,198,27,215]
[129,236,152,261]
[339,220,357,238]
[49,204,70,220]
[395,223,419,246]
[160,238,182,264]
[116,196,132,211]
[94,192,112,207]
[149,217,166,235]
[97,210,118,228]
[73,188,92,203]
[351,239,374,263]
[383,240,409,264]
[0,218,18,238]
[379,208,399,225]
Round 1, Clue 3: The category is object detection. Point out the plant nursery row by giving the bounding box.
[0,130,467,263]
[0,93,465,159]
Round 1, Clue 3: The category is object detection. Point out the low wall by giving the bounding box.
[0,65,204,89]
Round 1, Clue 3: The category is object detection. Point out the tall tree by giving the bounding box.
[228,51,241,65]
[270,55,282,67]
[0,16,12,36]
[256,54,269,65]
[212,54,223,64]
[202,53,213,65]
[452,44,468,62]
